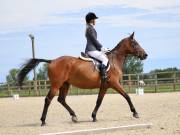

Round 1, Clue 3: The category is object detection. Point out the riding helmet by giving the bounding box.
[85,12,98,23]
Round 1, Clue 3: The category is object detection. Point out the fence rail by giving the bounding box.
[0,71,180,97]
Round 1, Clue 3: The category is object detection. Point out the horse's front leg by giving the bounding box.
[92,87,107,122]
[112,82,139,118]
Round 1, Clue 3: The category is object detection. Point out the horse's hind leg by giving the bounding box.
[40,85,59,126]
[92,88,107,122]
[58,82,77,122]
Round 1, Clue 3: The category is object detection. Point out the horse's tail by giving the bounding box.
[17,58,52,86]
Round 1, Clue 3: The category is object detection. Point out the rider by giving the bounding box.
[85,12,109,82]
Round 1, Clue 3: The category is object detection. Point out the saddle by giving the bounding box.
[79,52,110,72]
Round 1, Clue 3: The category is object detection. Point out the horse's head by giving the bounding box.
[124,32,148,60]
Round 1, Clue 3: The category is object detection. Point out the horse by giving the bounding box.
[17,32,148,126]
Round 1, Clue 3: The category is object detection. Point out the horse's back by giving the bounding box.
[49,56,87,68]
[48,55,101,89]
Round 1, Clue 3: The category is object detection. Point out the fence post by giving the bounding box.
[37,80,41,96]
[173,72,176,91]
[34,80,38,96]
[155,74,158,93]
[28,81,31,96]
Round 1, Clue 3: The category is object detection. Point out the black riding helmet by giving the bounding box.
[85,12,98,23]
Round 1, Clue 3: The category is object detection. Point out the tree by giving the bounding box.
[6,68,29,84]
[37,63,48,80]
[122,56,143,81]
[150,67,179,73]
[123,56,143,74]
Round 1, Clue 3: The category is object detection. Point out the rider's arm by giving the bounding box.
[86,27,102,51]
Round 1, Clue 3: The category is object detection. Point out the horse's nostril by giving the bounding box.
[144,53,148,58]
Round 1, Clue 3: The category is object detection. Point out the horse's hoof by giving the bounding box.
[92,118,97,122]
[133,113,139,118]
[41,121,46,126]
[72,116,78,123]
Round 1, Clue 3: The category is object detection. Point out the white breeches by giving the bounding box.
[87,51,108,66]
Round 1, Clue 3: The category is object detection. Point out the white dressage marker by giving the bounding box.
[13,94,19,100]
[40,123,153,135]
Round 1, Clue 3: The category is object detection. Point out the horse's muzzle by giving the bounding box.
[139,53,148,60]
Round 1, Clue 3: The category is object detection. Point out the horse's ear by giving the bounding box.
[130,32,135,39]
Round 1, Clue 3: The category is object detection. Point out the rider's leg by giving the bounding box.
[87,51,108,66]
[87,51,108,81]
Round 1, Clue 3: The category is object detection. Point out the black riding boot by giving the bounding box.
[100,64,108,82]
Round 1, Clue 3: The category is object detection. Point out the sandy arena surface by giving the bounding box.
[0,92,180,135]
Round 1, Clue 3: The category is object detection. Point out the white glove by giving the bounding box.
[101,47,109,53]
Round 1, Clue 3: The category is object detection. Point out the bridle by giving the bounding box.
[131,39,143,58]
[106,51,115,70]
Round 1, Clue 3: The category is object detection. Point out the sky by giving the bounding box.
[0,0,180,82]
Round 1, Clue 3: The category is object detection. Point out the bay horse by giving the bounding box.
[17,32,148,126]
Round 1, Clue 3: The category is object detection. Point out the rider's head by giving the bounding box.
[85,12,98,25]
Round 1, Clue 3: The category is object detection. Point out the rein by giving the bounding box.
[107,51,115,70]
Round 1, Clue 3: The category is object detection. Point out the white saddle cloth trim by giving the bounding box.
[79,56,110,72]
[79,55,93,61]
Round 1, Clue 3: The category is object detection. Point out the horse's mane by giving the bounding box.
[109,39,124,54]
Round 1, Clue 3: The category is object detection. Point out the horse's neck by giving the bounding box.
[108,43,127,71]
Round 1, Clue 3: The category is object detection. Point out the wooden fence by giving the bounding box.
[0,71,180,97]
[121,71,180,93]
